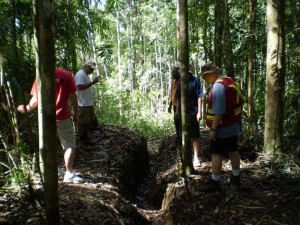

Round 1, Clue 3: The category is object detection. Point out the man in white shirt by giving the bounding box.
[75,59,99,144]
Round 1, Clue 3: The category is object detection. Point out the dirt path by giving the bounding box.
[0,126,299,225]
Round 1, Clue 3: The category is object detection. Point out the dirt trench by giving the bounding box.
[1,125,300,225]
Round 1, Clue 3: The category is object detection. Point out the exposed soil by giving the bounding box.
[0,125,299,225]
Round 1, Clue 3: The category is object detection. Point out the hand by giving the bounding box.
[92,76,99,84]
[196,112,202,122]
[72,114,78,123]
[209,130,216,141]
[17,105,27,114]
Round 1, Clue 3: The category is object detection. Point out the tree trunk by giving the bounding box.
[33,0,60,224]
[116,11,122,91]
[223,0,235,79]
[116,10,122,117]
[247,0,256,122]
[214,0,225,68]
[178,0,193,176]
[66,0,77,74]
[264,0,285,153]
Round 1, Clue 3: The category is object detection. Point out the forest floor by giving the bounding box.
[0,125,300,225]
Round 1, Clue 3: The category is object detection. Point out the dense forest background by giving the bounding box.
[0,0,299,191]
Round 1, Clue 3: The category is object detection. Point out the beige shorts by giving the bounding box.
[78,106,96,124]
[57,118,76,150]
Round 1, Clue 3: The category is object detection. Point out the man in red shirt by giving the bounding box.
[18,68,83,183]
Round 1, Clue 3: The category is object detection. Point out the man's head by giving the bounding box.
[172,67,180,80]
[84,59,97,74]
[200,62,220,84]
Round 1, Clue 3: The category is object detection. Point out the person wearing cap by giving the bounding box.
[75,59,99,145]
[175,67,205,168]
[199,62,242,191]
[17,68,83,183]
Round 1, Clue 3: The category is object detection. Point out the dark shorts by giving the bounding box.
[78,106,96,125]
[179,115,200,139]
[190,116,200,138]
[209,136,238,155]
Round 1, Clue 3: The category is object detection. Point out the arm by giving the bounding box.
[168,99,172,113]
[209,114,223,141]
[69,93,78,123]
[77,76,99,91]
[196,78,204,122]
[209,82,226,140]
[168,81,175,113]
[196,98,202,122]
[175,82,181,118]
[17,96,38,113]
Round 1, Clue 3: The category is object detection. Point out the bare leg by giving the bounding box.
[229,151,240,170]
[64,148,75,174]
[199,153,223,191]
[192,138,200,160]
[211,153,222,175]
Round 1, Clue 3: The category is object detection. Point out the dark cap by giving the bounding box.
[171,67,180,79]
[199,62,220,76]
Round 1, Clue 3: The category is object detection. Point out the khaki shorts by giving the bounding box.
[78,106,96,124]
[57,118,76,150]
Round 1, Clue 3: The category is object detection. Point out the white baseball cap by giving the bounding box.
[84,59,97,69]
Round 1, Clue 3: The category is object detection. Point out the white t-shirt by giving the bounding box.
[75,69,93,106]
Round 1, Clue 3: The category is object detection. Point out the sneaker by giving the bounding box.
[193,159,201,167]
[63,173,84,184]
[199,179,221,192]
[230,174,241,190]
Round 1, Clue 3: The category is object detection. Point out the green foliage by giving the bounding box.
[271,154,300,180]
[95,78,173,139]
[1,0,299,187]
[241,122,263,148]
[0,140,31,187]
[284,84,300,136]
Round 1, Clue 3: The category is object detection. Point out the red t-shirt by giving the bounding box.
[30,68,77,121]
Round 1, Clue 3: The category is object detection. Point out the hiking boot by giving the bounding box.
[199,179,221,192]
[63,173,84,184]
[230,174,241,190]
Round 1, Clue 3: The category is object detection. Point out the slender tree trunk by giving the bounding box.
[33,0,60,224]
[154,39,159,103]
[11,0,21,144]
[201,1,210,123]
[126,4,133,96]
[159,46,164,109]
[222,0,234,79]
[264,0,285,153]
[192,0,199,73]
[167,61,172,111]
[178,0,193,176]
[116,11,122,91]
[247,0,256,122]
[116,11,122,117]
[65,0,77,74]
[1,64,21,179]
[214,0,225,68]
